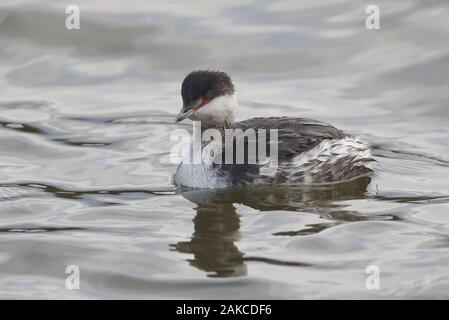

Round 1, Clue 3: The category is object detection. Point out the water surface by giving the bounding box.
[1,0,449,299]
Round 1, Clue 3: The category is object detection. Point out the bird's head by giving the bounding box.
[175,70,237,128]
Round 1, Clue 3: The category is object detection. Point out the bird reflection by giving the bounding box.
[172,177,373,278]
[173,199,245,277]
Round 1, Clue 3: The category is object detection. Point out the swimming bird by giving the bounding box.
[174,70,374,188]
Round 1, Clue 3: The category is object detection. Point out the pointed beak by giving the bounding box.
[175,106,195,123]
[175,98,206,123]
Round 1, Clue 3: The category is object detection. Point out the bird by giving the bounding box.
[173,70,374,188]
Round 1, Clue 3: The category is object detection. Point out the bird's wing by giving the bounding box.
[233,117,347,162]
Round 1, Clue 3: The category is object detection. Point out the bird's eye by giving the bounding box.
[201,97,210,105]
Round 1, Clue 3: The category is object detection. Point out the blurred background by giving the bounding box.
[0,0,449,299]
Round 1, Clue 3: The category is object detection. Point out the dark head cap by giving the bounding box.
[181,70,235,108]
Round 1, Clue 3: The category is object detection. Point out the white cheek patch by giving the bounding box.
[189,94,237,126]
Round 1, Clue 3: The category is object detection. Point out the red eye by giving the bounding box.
[202,97,210,105]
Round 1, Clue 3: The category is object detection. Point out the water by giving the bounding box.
[0,0,449,299]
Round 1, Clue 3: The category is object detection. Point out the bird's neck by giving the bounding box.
[200,121,233,133]
[196,93,237,131]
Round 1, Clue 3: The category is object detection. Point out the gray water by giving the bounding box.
[1,0,449,299]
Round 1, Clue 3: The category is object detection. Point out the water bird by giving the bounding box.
[174,70,374,188]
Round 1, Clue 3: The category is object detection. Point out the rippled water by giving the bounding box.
[1,0,449,299]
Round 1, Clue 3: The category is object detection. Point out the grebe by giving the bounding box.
[174,70,374,188]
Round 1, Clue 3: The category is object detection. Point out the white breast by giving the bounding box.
[173,139,229,188]
[174,163,229,188]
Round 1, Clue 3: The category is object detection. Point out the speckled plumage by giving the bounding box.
[214,117,374,186]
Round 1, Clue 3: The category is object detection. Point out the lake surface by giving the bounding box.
[1,0,449,299]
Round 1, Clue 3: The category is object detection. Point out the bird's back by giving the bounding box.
[234,117,346,160]
[216,117,374,185]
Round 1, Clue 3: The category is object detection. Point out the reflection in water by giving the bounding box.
[173,200,246,277]
[173,177,373,278]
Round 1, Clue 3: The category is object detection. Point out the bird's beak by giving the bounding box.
[175,106,195,123]
[175,98,206,123]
